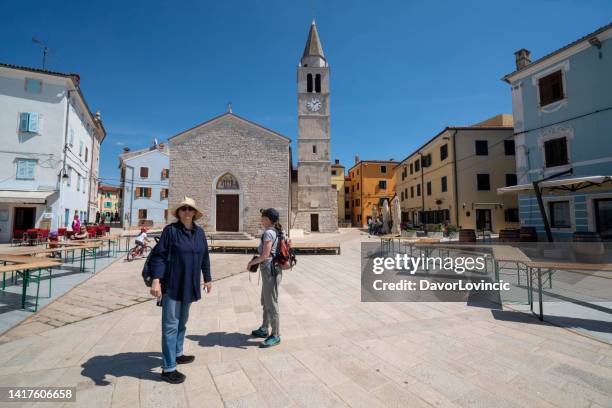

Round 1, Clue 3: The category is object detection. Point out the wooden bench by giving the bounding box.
[0,260,60,311]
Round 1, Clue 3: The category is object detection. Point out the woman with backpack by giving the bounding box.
[247,208,283,348]
[149,196,212,384]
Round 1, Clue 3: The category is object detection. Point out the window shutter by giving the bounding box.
[146,188,151,198]
[27,160,35,178]
[135,187,141,198]
[16,160,26,178]
[19,113,29,132]
[28,113,39,133]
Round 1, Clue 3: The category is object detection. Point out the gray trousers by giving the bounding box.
[260,261,282,336]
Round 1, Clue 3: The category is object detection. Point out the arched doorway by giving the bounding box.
[213,173,241,232]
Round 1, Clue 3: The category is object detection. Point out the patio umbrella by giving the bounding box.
[392,195,401,235]
[371,205,378,222]
[382,199,390,234]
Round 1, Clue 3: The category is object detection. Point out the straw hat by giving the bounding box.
[172,196,204,220]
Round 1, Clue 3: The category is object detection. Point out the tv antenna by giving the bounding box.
[32,37,50,70]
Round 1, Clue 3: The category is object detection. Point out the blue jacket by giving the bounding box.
[149,221,211,303]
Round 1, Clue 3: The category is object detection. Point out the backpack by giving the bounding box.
[142,225,176,287]
[272,229,297,270]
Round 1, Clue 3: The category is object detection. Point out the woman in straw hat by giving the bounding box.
[149,196,212,384]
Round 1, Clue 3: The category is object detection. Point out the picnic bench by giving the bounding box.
[209,241,341,255]
[0,242,103,273]
[0,259,60,311]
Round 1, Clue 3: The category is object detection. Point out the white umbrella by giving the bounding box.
[392,195,401,235]
[382,200,390,234]
[371,205,378,223]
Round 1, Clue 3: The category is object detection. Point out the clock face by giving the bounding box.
[306,97,322,112]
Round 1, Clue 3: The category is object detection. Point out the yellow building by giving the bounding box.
[330,159,348,226]
[347,158,398,227]
[394,114,518,233]
[97,184,121,222]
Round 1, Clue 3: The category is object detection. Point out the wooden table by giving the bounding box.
[0,242,102,273]
[0,260,60,309]
[47,235,119,257]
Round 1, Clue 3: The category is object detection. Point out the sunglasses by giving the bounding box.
[179,206,195,212]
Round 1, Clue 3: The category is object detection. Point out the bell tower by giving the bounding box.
[293,20,337,232]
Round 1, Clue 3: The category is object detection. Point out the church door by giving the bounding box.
[310,213,319,232]
[216,195,239,231]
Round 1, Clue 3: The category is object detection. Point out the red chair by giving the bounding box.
[39,229,49,242]
[26,229,40,246]
[87,228,96,238]
[11,229,26,246]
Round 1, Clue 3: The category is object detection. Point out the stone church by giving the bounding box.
[169,21,337,237]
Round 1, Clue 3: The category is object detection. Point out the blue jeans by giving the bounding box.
[161,294,191,372]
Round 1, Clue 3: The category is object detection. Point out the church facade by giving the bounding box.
[168,21,337,237]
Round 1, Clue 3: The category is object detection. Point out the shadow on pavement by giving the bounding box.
[187,331,260,349]
[81,352,163,385]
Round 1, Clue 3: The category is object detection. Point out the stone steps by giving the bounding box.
[209,231,255,240]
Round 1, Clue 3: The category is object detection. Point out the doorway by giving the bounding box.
[14,207,36,231]
[310,213,319,232]
[476,209,492,231]
[216,194,239,231]
[594,198,612,240]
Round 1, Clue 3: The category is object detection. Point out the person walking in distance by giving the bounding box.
[149,196,212,384]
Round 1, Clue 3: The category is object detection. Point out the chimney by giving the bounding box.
[123,147,130,153]
[354,155,360,164]
[514,48,531,70]
[334,158,340,165]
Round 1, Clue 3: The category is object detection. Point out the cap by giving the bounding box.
[260,208,279,223]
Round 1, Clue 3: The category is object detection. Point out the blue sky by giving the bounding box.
[1,1,610,185]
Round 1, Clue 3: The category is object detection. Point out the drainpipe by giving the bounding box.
[125,164,135,230]
[57,90,72,229]
[451,129,459,227]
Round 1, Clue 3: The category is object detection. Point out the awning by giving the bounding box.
[0,190,56,204]
[498,176,612,195]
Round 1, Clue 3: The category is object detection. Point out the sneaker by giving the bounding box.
[260,335,281,348]
[161,370,186,384]
[176,355,195,364]
[251,327,269,338]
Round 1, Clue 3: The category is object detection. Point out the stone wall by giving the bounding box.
[169,114,290,237]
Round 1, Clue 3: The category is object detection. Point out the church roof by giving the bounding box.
[168,112,291,144]
[302,20,325,60]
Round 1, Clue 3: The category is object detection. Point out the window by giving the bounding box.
[69,129,74,146]
[422,154,432,168]
[549,201,571,228]
[416,184,421,196]
[410,186,414,198]
[504,208,519,223]
[477,174,490,191]
[355,199,360,207]
[538,70,564,107]
[426,181,432,196]
[352,185,354,193]
[544,137,568,168]
[66,167,72,187]
[164,209,169,221]
[25,78,42,93]
[420,210,450,224]
[414,159,420,172]
[331,184,337,189]
[19,112,40,133]
[79,141,84,157]
[441,176,448,192]
[380,165,387,174]
[161,168,170,179]
[312,145,317,154]
[105,192,111,198]
[440,144,448,161]
[475,140,488,155]
[331,170,337,176]
[504,139,515,156]
[160,188,169,199]
[104,201,112,208]
[506,174,518,187]
[344,187,349,194]
[315,74,321,93]
[77,174,81,191]
[410,163,413,174]
[401,191,405,201]
[85,147,88,162]
[138,209,148,219]
[135,187,152,198]
[16,159,36,179]
[140,167,149,178]
[357,183,360,190]
[307,74,313,92]
[379,180,387,189]
[345,200,349,209]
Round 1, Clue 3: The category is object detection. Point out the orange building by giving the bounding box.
[346,158,398,227]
